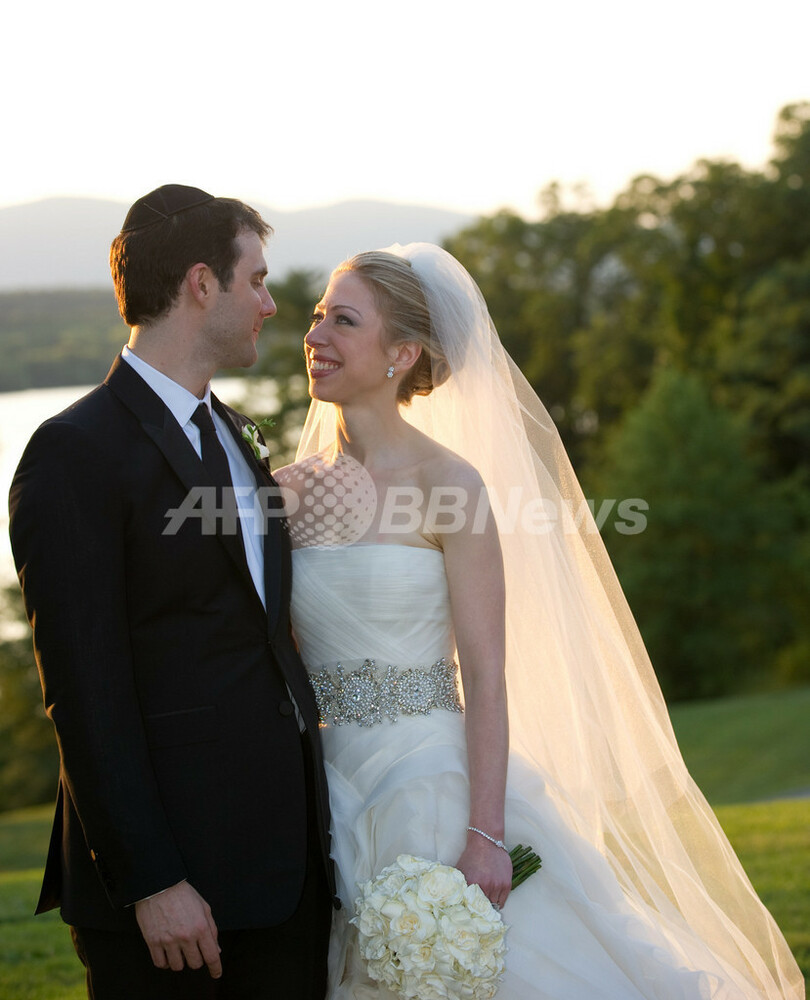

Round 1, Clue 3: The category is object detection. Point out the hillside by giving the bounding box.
[0,197,473,291]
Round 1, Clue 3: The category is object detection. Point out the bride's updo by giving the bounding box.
[335,251,450,404]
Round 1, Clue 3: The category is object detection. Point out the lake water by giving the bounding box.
[0,377,255,585]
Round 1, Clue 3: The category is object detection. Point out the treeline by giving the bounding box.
[1,104,809,808]
[0,289,126,390]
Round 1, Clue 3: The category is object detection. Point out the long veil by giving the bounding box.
[295,243,803,999]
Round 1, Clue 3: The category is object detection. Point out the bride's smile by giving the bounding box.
[307,354,342,376]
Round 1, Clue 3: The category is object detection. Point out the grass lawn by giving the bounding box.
[669,686,810,804]
[716,799,810,989]
[0,806,85,1000]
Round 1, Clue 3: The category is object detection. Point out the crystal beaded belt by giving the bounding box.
[309,657,463,727]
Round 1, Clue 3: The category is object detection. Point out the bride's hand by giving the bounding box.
[455,836,513,911]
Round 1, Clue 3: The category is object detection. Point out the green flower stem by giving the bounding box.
[509,844,542,890]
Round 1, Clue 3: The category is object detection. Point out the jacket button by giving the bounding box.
[278,700,295,717]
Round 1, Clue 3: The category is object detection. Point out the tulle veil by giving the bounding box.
[295,243,803,998]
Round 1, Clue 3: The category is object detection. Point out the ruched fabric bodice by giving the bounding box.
[291,545,455,670]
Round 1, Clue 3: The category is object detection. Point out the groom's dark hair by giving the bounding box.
[110,192,272,327]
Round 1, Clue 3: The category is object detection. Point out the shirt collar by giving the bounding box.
[121,345,212,428]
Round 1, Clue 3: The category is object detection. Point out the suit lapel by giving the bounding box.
[213,395,286,637]
[211,395,275,486]
[105,358,260,606]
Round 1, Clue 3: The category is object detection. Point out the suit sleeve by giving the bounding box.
[9,419,189,907]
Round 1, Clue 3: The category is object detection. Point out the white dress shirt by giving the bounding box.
[121,347,266,608]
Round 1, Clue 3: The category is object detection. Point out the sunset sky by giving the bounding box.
[2,0,807,218]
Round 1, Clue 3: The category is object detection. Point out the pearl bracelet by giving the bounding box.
[467,825,508,853]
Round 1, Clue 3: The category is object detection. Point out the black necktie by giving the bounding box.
[192,403,233,486]
[191,403,241,537]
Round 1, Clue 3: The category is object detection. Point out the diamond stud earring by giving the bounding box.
[386,365,395,379]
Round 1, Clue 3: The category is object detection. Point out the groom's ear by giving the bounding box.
[392,341,422,373]
[186,262,215,305]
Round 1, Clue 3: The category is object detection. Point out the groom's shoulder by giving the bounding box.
[22,372,136,466]
[36,353,156,437]
[12,382,127,502]
[36,381,123,437]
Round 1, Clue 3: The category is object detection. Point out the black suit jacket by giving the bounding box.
[8,356,334,930]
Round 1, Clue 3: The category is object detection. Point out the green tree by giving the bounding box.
[594,369,796,701]
[711,252,810,476]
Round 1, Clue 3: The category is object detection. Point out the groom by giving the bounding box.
[8,185,334,998]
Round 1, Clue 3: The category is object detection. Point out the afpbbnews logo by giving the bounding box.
[163,483,649,538]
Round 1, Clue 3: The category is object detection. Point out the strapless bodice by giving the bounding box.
[290,545,455,670]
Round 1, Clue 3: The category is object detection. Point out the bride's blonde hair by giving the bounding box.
[335,251,450,404]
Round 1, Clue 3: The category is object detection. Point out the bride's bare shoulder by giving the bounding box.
[413,432,484,492]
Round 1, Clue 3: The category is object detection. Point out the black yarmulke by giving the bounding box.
[121,184,215,232]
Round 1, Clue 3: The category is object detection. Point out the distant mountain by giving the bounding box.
[0,197,475,291]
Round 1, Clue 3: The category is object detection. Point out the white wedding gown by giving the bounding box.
[291,544,767,1000]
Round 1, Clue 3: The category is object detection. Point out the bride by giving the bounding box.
[275,243,802,999]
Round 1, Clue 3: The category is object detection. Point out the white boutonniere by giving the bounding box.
[241,417,275,461]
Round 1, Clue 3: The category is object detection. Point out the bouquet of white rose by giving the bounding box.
[352,854,508,1000]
